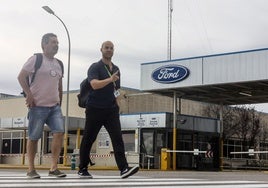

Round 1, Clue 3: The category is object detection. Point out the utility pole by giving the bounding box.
[168,0,173,60]
[168,0,177,170]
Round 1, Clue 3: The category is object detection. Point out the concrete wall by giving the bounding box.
[0,88,206,120]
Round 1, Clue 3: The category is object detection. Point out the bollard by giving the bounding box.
[161,148,170,170]
[71,154,76,170]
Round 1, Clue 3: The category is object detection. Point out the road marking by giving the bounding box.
[0,173,267,187]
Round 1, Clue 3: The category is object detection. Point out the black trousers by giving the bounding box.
[79,106,128,171]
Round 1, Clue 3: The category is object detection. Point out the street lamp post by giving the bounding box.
[42,6,71,166]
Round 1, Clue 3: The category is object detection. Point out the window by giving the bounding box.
[1,131,24,154]
[223,138,268,160]
[2,139,11,154]
[122,131,135,152]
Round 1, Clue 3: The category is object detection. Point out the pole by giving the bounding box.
[219,103,223,171]
[42,6,71,166]
[21,129,26,165]
[172,91,177,170]
[76,128,81,149]
[167,0,173,60]
[168,0,176,171]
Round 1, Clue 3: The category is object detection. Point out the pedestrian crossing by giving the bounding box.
[0,172,268,187]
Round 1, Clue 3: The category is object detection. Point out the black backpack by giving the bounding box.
[21,53,64,97]
[77,78,90,108]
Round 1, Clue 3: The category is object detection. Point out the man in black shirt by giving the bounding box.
[78,41,139,179]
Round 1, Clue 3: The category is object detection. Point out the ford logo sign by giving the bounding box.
[151,65,190,83]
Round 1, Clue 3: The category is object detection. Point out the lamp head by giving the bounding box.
[42,6,54,15]
[178,119,186,124]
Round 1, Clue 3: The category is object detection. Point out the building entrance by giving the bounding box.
[140,128,172,169]
[177,131,219,170]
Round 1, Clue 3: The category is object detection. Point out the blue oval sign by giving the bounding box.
[151,65,190,83]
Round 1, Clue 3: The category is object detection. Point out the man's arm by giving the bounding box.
[17,69,35,107]
[58,78,63,105]
[90,70,119,90]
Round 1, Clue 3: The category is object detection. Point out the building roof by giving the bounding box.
[141,48,268,105]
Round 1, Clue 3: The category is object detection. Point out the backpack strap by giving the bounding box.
[30,53,64,84]
[32,54,64,80]
[21,53,43,97]
[55,58,64,76]
[30,53,43,85]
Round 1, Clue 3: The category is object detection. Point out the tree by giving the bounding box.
[202,104,239,140]
[202,104,265,150]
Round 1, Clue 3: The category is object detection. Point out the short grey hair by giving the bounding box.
[41,33,57,49]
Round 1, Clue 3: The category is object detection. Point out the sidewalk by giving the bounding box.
[0,164,118,170]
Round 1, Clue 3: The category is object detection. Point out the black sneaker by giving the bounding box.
[120,165,139,179]
[78,168,93,178]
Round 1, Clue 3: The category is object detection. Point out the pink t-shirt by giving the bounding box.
[23,54,63,107]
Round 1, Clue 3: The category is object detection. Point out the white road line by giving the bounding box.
[0,178,266,188]
[0,182,267,188]
[0,179,203,183]
[0,174,268,188]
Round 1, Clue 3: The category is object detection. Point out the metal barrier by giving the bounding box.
[166,149,207,155]
[230,150,268,155]
[229,150,268,170]
[140,153,155,170]
[161,149,210,170]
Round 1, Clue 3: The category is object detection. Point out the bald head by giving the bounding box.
[101,41,114,61]
[101,41,114,49]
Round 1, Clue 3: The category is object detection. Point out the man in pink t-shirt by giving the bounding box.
[18,33,66,179]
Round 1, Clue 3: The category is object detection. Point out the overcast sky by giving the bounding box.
[1,0,268,112]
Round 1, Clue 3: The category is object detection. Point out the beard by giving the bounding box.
[103,52,113,60]
[51,46,58,55]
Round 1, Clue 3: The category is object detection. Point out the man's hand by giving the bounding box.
[26,92,35,107]
[110,70,119,83]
